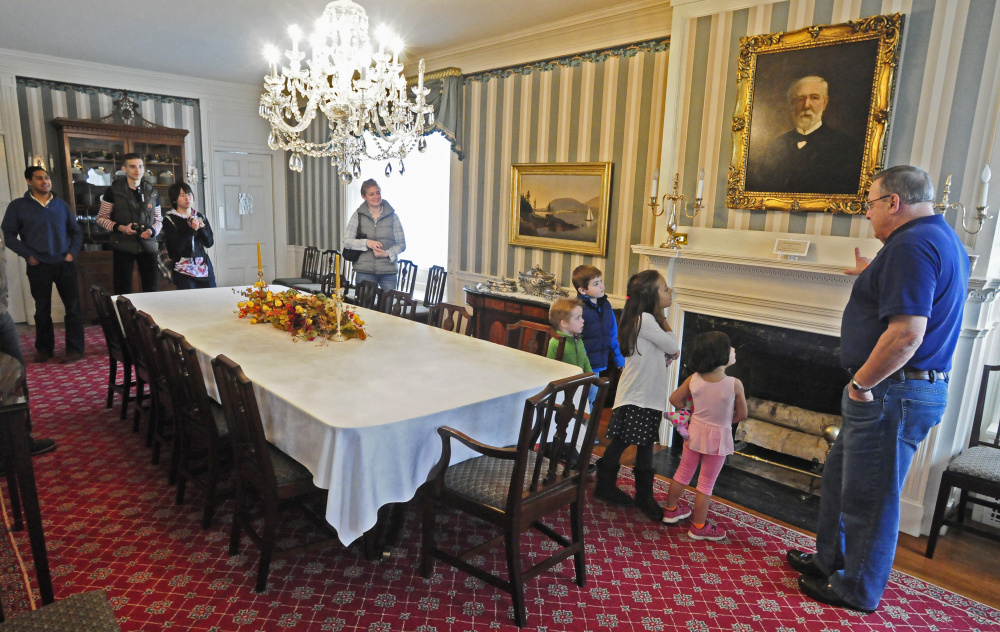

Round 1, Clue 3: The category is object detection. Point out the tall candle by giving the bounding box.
[257,242,262,272]
[981,165,992,208]
[651,169,659,198]
[335,254,341,292]
[696,168,705,200]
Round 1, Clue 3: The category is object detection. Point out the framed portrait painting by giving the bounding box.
[727,13,904,213]
[509,162,612,256]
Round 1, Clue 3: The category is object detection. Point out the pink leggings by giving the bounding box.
[671,445,727,496]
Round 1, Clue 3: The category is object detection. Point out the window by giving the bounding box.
[344,133,451,297]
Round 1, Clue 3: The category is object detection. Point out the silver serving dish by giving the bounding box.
[518,265,562,297]
[542,287,569,301]
[486,277,518,293]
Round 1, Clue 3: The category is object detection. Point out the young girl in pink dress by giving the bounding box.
[661,332,747,540]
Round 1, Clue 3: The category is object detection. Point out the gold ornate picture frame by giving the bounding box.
[728,13,904,213]
[509,162,612,256]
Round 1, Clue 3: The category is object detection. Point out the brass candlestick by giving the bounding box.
[331,288,348,342]
[649,173,704,249]
[934,174,993,234]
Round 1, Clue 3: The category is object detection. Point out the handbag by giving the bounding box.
[173,234,209,278]
[342,225,366,263]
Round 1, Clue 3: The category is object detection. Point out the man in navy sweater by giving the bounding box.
[1,166,84,363]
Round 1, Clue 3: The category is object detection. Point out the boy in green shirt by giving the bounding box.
[547,297,592,373]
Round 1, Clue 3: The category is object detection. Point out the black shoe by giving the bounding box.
[30,438,56,456]
[798,575,876,614]
[593,458,633,506]
[786,549,825,578]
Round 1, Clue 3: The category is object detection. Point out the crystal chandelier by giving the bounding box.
[258,0,434,183]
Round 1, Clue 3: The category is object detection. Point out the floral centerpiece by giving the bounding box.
[235,282,367,342]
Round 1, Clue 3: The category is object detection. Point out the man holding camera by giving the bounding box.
[2,166,84,363]
[96,153,162,294]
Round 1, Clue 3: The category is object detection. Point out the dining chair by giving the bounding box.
[421,373,610,627]
[292,249,337,293]
[380,289,418,319]
[114,296,152,438]
[160,329,232,529]
[0,589,121,631]
[273,245,319,287]
[133,309,179,483]
[504,320,555,356]
[90,285,134,421]
[925,363,1000,558]
[426,302,474,335]
[413,265,447,324]
[396,259,418,297]
[318,271,340,297]
[211,354,339,593]
[354,279,381,310]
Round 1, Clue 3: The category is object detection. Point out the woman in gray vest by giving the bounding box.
[342,179,406,291]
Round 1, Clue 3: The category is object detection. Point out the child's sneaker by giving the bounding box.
[661,502,692,524]
[688,520,727,541]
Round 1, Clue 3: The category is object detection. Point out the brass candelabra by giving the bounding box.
[934,173,992,234]
[649,173,704,249]
[331,288,348,342]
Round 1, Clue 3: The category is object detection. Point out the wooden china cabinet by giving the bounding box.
[52,94,185,320]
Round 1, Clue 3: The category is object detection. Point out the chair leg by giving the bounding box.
[925,481,952,559]
[570,500,586,587]
[255,502,278,593]
[420,494,436,578]
[229,482,245,556]
[504,523,527,627]
[106,358,117,408]
[957,489,970,524]
[202,444,219,530]
[175,433,188,506]
[133,378,146,433]
[120,362,133,421]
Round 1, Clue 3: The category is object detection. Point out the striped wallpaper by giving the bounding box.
[459,39,670,297]
[676,0,996,239]
[14,78,204,206]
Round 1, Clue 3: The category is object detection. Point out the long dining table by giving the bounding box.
[124,286,578,546]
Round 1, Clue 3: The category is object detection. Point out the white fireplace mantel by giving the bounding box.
[634,236,1000,537]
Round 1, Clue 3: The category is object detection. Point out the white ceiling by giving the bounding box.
[2,0,622,86]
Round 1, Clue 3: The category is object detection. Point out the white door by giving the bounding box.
[212,152,275,287]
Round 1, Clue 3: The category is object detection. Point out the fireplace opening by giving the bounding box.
[671,313,847,496]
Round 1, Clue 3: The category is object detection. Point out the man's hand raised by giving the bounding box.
[844,247,871,276]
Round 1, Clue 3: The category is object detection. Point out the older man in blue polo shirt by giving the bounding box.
[786,165,969,613]
[1,166,84,363]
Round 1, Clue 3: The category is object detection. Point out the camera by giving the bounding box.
[130,223,152,235]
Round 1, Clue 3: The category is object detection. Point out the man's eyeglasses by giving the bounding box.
[861,193,893,212]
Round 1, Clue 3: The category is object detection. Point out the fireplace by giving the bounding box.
[676,313,845,494]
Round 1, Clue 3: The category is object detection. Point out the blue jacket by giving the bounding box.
[2,191,82,264]
[576,291,625,372]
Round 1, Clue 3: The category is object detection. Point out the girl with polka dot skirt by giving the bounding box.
[661,332,747,541]
[594,270,679,521]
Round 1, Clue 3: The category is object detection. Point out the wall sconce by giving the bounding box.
[649,170,704,249]
[934,170,992,234]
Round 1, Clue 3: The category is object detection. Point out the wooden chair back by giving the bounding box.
[423,265,447,307]
[90,285,130,364]
[301,246,321,280]
[427,302,474,335]
[134,309,177,475]
[212,354,276,494]
[160,330,221,444]
[504,320,555,356]
[396,259,418,296]
[380,290,417,319]
[341,257,356,291]
[115,296,149,385]
[355,280,382,310]
[422,372,610,627]
[319,272,340,297]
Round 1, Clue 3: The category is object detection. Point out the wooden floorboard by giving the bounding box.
[593,408,1000,610]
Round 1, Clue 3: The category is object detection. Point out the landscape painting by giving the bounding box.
[509,162,612,256]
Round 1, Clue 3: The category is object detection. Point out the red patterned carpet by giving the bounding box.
[2,326,998,630]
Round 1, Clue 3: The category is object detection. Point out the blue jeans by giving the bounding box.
[814,378,948,611]
[354,272,396,292]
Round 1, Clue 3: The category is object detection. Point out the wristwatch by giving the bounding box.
[850,378,872,393]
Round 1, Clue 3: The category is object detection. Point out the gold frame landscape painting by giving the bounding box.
[509,162,612,256]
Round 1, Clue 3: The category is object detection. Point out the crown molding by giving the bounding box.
[413,0,671,75]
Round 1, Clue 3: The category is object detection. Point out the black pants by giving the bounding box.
[112,249,158,294]
[25,260,85,356]
[603,436,654,471]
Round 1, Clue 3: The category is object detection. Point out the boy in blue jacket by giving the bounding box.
[573,265,625,411]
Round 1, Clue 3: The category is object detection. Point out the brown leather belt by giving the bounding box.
[847,368,948,383]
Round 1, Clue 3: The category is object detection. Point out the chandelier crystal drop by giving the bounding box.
[258,0,433,182]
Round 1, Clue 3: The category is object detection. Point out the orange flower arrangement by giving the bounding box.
[234,282,367,342]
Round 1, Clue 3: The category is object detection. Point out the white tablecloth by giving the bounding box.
[125,286,578,545]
